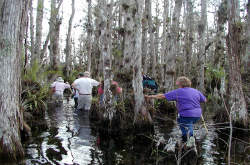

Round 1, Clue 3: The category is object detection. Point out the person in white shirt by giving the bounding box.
[72,71,100,111]
[51,77,71,103]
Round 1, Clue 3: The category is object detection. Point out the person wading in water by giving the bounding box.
[72,71,100,112]
[51,77,71,105]
[145,76,206,147]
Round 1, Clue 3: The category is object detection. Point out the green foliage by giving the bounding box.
[21,62,52,115]
[113,48,123,58]
[22,61,40,82]
[205,64,225,82]
[65,69,79,84]
[21,85,49,113]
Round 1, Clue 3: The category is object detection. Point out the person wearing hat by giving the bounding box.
[51,77,71,104]
[72,71,100,111]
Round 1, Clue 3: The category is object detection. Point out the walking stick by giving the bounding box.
[201,114,209,134]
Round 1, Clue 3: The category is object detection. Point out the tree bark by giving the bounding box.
[160,0,169,87]
[99,0,115,120]
[93,0,102,77]
[154,2,160,80]
[214,0,227,67]
[226,0,248,126]
[87,0,92,72]
[165,0,183,91]
[142,0,149,73]
[197,0,207,92]
[0,0,29,160]
[184,0,194,76]
[245,0,250,70]
[132,0,151,123]
[49,0,63,71]
[34,0,44,65]
[65,0,75,78]
[147,0,156,77]
[29,0,35,66]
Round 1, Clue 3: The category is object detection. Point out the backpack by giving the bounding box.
[142,75,158,93]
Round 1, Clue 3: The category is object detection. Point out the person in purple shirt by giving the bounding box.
[145,76,206,144]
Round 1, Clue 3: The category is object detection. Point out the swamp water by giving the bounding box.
[5,99,250,165]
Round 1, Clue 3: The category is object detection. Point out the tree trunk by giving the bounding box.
[34,0,44,65]
[165,0,183,91]
[214,0,227,67]
[226,0,248,126]
[122,0,134,69]
[24,15,29,72]
[29,0,35,66]
[184,0,194,76]
[65,0,75,78]
[142,0,149,73]
[100,0,115,120]
[244,0,250,70]
[0,0,29,160]
[146,0,156,77]
[132,0,151,123]
[197,0,207,92]
[49,0,63,71]
[160,0,169,87]
[40,32,50,63]
[93,0,101,77]
[154,3,160,80]
[87,0,92,72]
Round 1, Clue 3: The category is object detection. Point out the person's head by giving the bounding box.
[176,76,191,88]
[56,77,64,82]
[84,71,90,77]
[78,72,84,77]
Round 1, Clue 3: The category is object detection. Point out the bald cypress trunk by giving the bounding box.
[227,0,248,126]
[100,0,115,120]
[147,0,156,76]
[49,0,63,71]
[0,0,29,160]
[184,0,194,76]
[87,0,92,72]
[29,0,35,66]
[160,0,169,87]
[123,0,134,70]
[34,0,44,64]
[245,0,250,70]
[65,0,75,78]
[141,0,148,73]
[165,0,183,91]
[132,0,151,123]
[197,0,207,92]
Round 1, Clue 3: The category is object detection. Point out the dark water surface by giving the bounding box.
[17,99,250,165]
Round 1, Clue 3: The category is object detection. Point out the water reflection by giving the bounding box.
[22,99,250,165]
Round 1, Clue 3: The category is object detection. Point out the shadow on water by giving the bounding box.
[15,99,250,165]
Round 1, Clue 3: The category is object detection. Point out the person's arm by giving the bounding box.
[91,79,100,86]
[51,82,56,88]
[145,94,165,99]
[71,82,76,89]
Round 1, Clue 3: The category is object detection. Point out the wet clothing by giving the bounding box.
[78,95,92,111]
[51,82,71,101]
[177,116,200,142]
[73,77,99,110]
[72,89,79,108]
[164,87,206,142]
